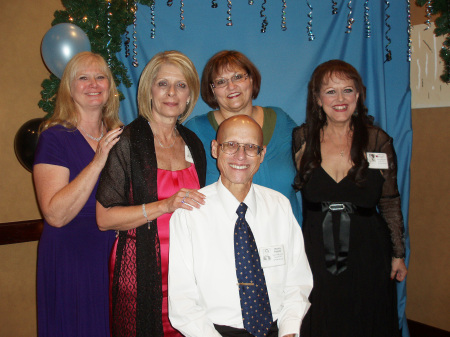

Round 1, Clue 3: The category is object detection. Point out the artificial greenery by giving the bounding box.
[416,0,450,83]
[38,0,154,118]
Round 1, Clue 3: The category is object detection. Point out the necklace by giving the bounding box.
[326,131,349,157]
[148,122,177,148]
[79,121,104,142]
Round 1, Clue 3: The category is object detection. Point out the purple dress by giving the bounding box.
[34,125,115,337]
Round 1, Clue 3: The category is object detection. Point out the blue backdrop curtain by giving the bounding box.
[116,1,411,335]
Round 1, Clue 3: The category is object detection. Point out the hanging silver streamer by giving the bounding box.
[424,0,432,30]
[281,0,287,31]
[167,0,173,7]
[345,0,355,34]
[132,2,139,67]
[211,0,218,8]
[106,0,112,65]
[332,0,338,15]
[384,1,392,62]
[227,0,233,26]
[364,0,371,38]
[407,0,412,61]
[124,31,131,57]
[150,2,156,39]
[260,0,268,33]
[306,0,315,41]
[124,0,130,57]
[180,0,185,30]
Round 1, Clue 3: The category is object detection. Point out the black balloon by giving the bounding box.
[14,118,44,172]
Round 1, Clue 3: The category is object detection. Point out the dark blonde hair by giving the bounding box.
[137,50,200,123]
[201,50,261,109]
[297,59,373,188]
[41,51,121,132]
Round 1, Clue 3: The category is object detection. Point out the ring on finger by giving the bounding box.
[186,191,190,198]
[181,196,186,204]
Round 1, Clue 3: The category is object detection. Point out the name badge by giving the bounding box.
[185,145,194,163]
[367,152,389,169]
[259,245,285,268]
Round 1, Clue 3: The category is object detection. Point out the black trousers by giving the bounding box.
[214,321,278,337]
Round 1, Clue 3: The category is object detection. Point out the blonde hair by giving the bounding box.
[40,51,122,132]
[137,50,200,123]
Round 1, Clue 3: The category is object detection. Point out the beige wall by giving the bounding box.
[0,242,39,336]
[0,1,448,336]
[406,108,450,330]
[0,0,62,335]
[406,5,450,331]
[0,0,62,223]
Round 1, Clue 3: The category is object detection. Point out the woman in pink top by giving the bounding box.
[96,51,207,337]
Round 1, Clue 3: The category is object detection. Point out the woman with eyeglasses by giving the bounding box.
[185,50,301,220]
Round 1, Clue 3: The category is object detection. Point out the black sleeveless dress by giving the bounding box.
[293,124,405,337]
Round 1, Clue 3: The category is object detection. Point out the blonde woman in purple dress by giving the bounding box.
[33,51,123,336]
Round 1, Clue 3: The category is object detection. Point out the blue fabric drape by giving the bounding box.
[116,1,411,335]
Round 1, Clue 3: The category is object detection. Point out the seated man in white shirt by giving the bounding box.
[168,115,313,337]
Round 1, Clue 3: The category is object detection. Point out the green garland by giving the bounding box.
[416,0,450,83]
[38,0,154,118]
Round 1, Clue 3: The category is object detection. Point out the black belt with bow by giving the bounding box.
[304,200,376,275]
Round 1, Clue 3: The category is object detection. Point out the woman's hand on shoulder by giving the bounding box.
[391,257,407,282]
[162,188,206,213]
[92,126,123,169]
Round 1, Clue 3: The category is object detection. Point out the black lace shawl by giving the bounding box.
[292,124,405,258]
[96,116,206,337]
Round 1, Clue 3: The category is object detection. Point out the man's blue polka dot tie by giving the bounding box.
[234,202,272,337]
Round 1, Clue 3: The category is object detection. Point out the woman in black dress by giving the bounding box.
[293,60,407,336]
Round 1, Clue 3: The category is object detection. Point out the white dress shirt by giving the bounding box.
[168,179,313,337]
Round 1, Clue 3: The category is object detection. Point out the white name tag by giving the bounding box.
[185,145,194,163]
[259,245,285,268]
[367,152,389,169]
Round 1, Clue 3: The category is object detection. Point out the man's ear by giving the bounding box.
[259,145,267,164]
[211,140,219,159]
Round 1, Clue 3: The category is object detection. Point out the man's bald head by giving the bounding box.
[216,115,263,146]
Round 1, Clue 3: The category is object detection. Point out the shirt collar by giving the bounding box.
[216,178,257,219]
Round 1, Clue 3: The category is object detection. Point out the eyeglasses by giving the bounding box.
[211,73,248,88]
[219,141,263,157]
